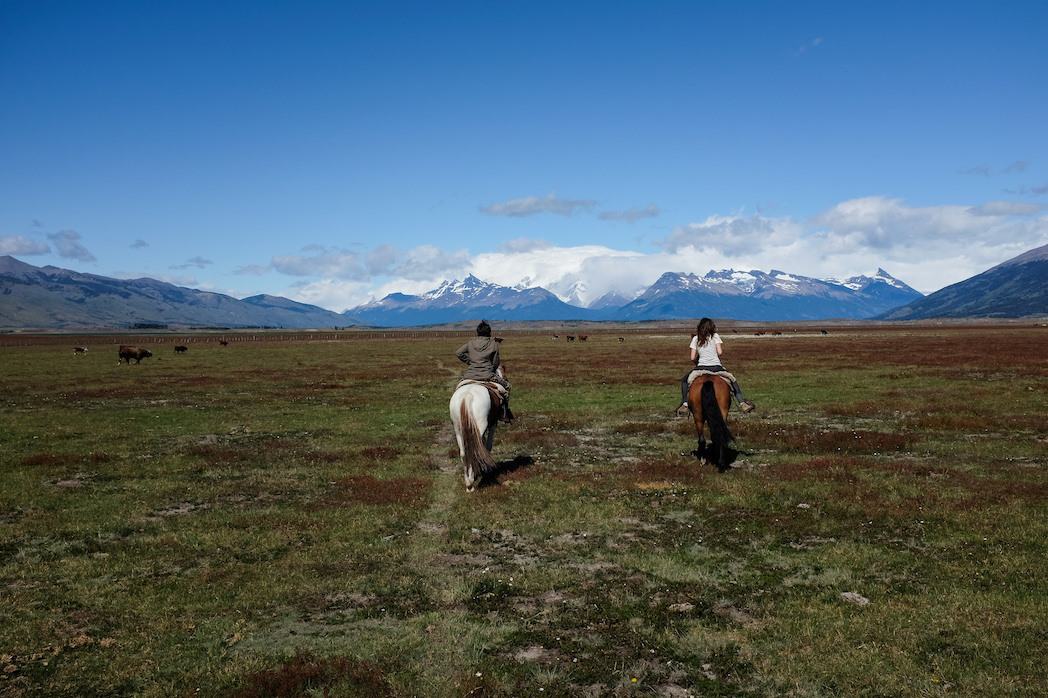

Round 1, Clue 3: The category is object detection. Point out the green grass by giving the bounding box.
[1,326,1046,696]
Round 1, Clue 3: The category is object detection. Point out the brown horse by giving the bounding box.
[686,374,735,471]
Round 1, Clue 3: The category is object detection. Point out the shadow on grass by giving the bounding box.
[689,442,740,473]
[479,454,536,489]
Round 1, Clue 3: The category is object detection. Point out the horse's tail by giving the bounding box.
[459,396,496,486]
[701,380,734,445]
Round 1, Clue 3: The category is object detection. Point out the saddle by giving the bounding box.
[455,379,506,406]
[686,368,736,387]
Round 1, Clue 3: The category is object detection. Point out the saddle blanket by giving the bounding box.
[686,369,736,387]
[455,379,508,399]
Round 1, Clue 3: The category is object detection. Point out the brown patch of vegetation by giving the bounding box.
[616,458,711,485]
[230,649,393,698]
[359,446,402,460]
[188,444,258,465]
[20,452,69,467]
[310,474,431,509]
[740,424,912,454]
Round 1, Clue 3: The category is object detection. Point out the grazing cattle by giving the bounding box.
[219,340,229,346]
[566,335,575,342]
[174,345,188,353]
[552,335,559,340]
[494,336,504,343]
[73,346,88,355]
[820,329,829,335]
[618,337,625,343]
[578,335,588,342]
[118,345,153,364]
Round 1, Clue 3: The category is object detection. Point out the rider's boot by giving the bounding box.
[500,402,515,423]
[732,381,756,413]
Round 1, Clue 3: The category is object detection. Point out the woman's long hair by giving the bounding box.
[695,317,716,348]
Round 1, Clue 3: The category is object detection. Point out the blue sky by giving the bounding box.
[2,1,1046,311]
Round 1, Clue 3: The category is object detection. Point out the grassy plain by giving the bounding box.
[1,325,1046,697]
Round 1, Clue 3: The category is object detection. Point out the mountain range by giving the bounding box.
[875,242,1048,320]
[1,254,925,329]
[4,244,1046,329]
[348,269,922,326]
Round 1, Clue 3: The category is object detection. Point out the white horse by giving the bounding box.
[449,371,505,491]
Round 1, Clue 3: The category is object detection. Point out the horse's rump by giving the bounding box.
[688,375,735,471]
[450,383,498,490]
[686,368,737,388]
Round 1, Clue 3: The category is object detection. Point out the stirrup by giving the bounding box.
[739,399,755,413]
[675,403,690,416]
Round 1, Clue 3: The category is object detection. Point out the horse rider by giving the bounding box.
[456,320,514,423]
[677,317,756,415]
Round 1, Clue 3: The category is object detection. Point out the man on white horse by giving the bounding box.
[456,320,514,423]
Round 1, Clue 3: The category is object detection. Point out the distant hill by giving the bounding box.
[875,244,1048,320]
[0,256,361,329]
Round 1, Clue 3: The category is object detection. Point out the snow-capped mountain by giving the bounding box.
[613,268,922,322]
[349,268,923,325]
[349,274,591,326]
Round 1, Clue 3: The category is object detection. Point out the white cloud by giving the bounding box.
[598,203,660,223]
[496,238,554,254]
[271,247,367,279]
[480,191,596,217]
[47,229,95,262]
[655,212,801,256]
[969,201,1044,216]
[277,196,1048,310]
[234,264,270,276]
[796,37,824,55]
[171,256,213,270]
[0,235,50,255]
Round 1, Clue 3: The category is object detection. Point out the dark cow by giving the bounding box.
[219,340,229,346]
[73,346,88,355]
[174,345,188,353]
[118,345,153,364]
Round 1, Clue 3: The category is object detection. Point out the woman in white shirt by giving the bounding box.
[677,317,755,415]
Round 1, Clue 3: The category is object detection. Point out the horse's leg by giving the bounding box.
[450,393,466,457]
[689,379,707,463]
[484,422,496,453]
[695,433,707,463]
